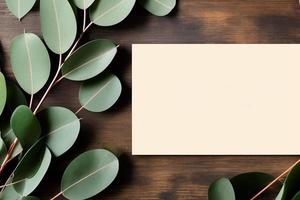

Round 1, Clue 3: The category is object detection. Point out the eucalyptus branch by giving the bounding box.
[33,54,62,115]
[0,138,18,174]
[0,20,93,176]
[49,191,63,200]
[250,158,300,200]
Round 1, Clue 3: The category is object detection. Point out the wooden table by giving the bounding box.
[1,0,300,199]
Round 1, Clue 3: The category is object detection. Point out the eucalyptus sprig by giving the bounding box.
[0,0,176,199]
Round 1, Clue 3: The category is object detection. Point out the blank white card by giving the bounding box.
[132,44,300,155]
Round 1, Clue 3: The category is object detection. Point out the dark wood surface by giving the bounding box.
[1,0,300,199]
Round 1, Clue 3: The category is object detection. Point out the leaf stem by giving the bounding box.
[75,106,84,115]
[29,93,33,109]
[0,138,18,175]
[250,158,300,200]
[54,22,93,86]
[49,191,63,200]
[83,8,86,32]
[33,54,62,115]
[0,178,26,188]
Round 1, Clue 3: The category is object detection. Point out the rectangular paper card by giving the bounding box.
[132,44,300,155]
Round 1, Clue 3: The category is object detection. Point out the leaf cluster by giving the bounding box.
[1,0,177,199]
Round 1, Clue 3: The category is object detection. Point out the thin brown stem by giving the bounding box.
[49,191,63,200]
[250,158,300,200]
[0,138,18,175]
[75,106,84,115]
[29,94,33,109]
[33,54,62,114]
[0,178,26,188]
[83,8,86,32]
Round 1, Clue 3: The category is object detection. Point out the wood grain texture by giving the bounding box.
[1,0,300,199]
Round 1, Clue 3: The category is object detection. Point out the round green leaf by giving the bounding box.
[13,141,51,196]
[79,73,122,112]
[279,163,300,200]
[89,0,136,26]
[138,0,176,16]
[5,0,36,19]
[40,0,77,54]
[10,33,51,95]
[62,39,117,81]
[72,0,95,9]
[10,105,41,150]
[37,106,80,157]
[230,172,278,200]
[0,72,7,116]
[208,178,236,200]
[61,149,119,200]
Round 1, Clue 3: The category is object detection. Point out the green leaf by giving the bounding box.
[13,141,51,196]
[72,0,95,9]
[79,73,122,112]
[10,105,41,150]
[6,80,27,113]
[0,183,21,199]
[0,137,7,164]
[0,81,26,159]
[37,106,80,157]
[138,0,176,16]
[292,191,300,200]
[89,0,136,26]
[61,149,119,200]
[208,178,235,200]
[0,72,6,116]
[1,128,22,159]
[230,172,277,200]
[62,39,117,81]
[5,0,36,19]
[278,163,300,200]
[40,0,77,54]
[10,33,51,95]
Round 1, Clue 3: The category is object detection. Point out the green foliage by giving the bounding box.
[40,0,77,54]
[13,141,51,196]
[79,73,122,112]
[10,33,51,95]
[1,0,177,199]
[10,105,41,150]
[208,178,235,200]
[37,107,80,157]
[138,0,176,16]
[89,0,136,26]
[5,0,36,20]
[62,39,117,81]
[72,0,95,10]
[277,163,300,200]
[61,149,119,200]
